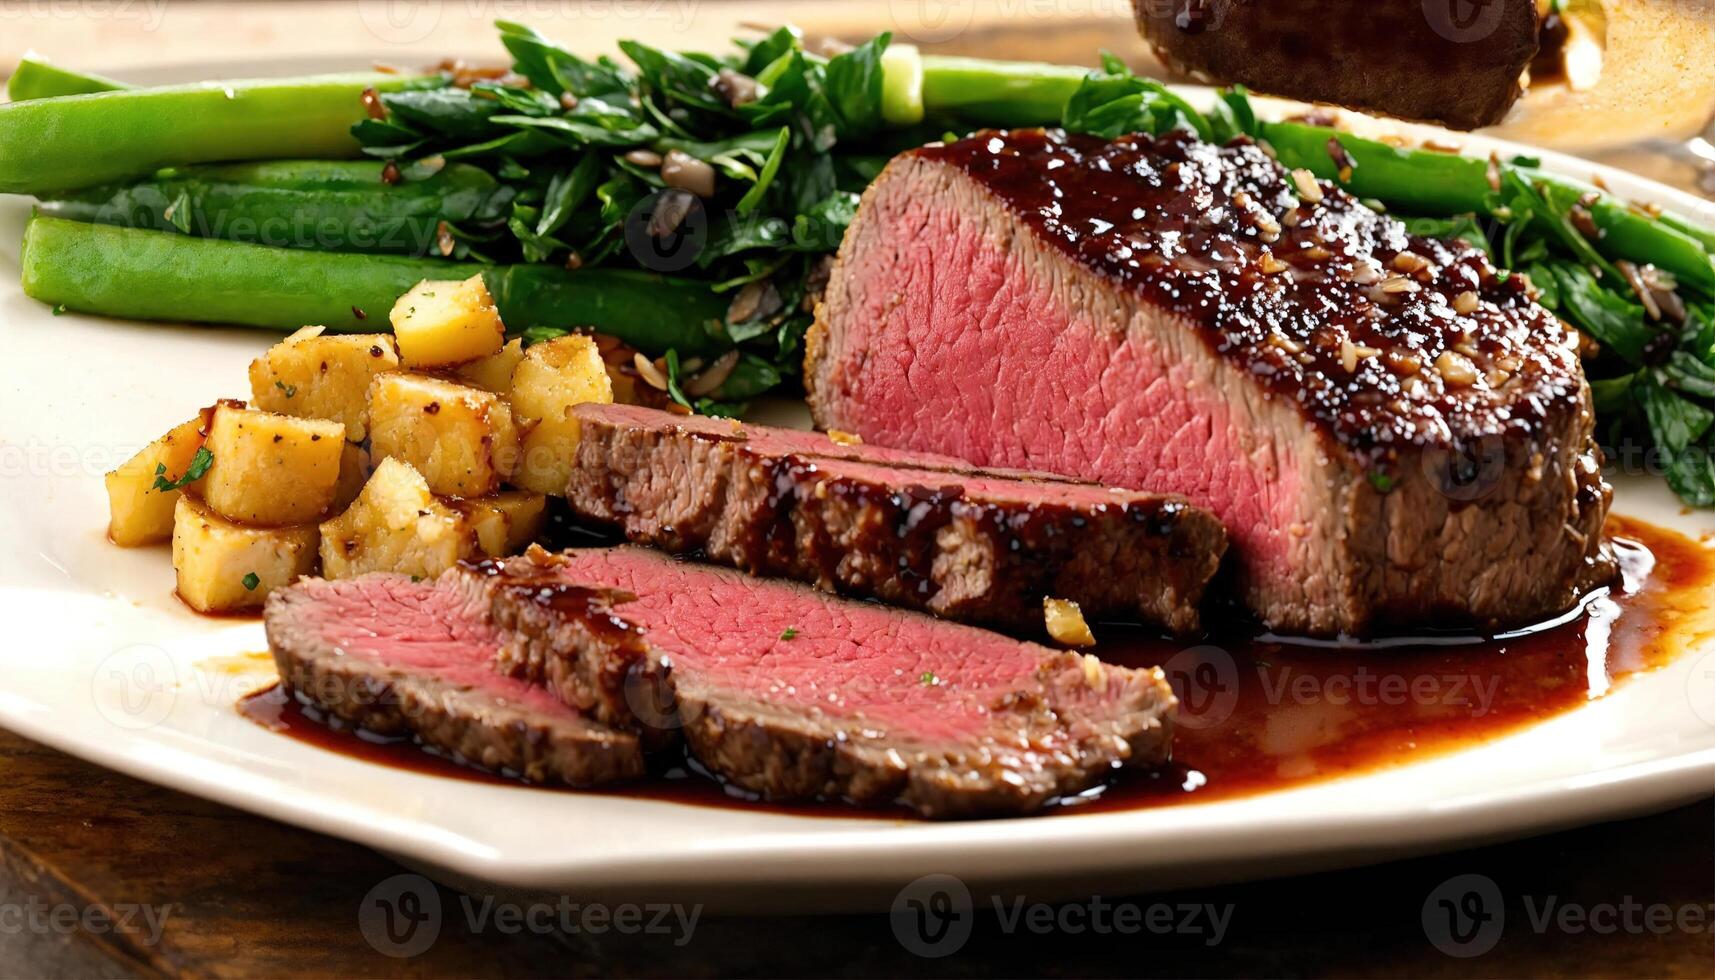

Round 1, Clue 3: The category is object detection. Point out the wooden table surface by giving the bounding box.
[3,3,1714,976]
[2,725,1711,978]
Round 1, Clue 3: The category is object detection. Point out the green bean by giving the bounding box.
[1257,120,1493,214]
[0,73,419,195]
[40,161,514,255]
[21,215,728,353]
[6,57,126,101]
[1259,119,1715,296]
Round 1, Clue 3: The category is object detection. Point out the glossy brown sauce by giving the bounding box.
[239,515,1714,819]
[173,590,264,621]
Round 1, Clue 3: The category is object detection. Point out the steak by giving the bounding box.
[565,402,1226,634]
[462,547,1176,818]
[1135,0,1539,130]
[264,575,646,786]
[807,129,1613,636]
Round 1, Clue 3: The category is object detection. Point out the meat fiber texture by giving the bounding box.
[565,402,1226,634]
[264,575,646,787]
[458,547,1177,818]
[807,128,1612,636]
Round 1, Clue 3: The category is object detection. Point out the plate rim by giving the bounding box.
[2,63,1714,903]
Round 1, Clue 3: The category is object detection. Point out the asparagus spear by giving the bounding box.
[39,161,513,255]
[21,215,728,354]
[0,73,420,195]
[6,56,126,101]
[917,55,1088,127]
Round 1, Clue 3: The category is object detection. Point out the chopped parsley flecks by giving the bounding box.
[152,446,213,492]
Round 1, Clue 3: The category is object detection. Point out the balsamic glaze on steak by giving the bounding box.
[912,129,1584,468]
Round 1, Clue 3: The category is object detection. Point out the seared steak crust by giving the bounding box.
[265,576,646,786]
[566,402,1225,634]
[807,129,1612,635]
[469,547,1176,818]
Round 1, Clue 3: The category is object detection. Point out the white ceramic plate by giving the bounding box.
[3,69,1714,912]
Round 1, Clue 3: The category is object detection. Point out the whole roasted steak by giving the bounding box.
[807,129,1612,635]
[565,402,1226,634]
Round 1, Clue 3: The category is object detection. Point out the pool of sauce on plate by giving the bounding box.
[238,514,1715,818]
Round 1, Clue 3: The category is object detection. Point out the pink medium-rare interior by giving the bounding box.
[820,173,1303,569]
[294,577,582,718]
[554,548,1129,744]
[578,401,1032,474]
[797,454,1164,511]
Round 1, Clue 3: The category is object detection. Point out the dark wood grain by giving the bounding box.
[0,727,1708,978]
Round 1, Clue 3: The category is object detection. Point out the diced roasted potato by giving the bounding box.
[248,326,400,441]
[172,495,318,612]
[105,413,211,547]
[319,457,469,580]
[389,275,505,368]
[333,441,372,512]
[509,335,614,495]
[201,404,346,525]
[367,373,518,497]
[454,338,525,394]
[458,490,548,557]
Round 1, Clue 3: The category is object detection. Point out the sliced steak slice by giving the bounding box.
[263,575,646,786]
[463,547,1176,818]
[566,402,1226,634]
[807,128,1613,636]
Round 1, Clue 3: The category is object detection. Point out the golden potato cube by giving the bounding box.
[459,490,548,557]
[333,442,372,512]
[172,495,318,612]
[248,326,400,441]
[509,335,614,495]
[201,404,346,525]
[454,338,525,394]
[105,414,210,547]
[389,275,506,368]
[368,373,518,497]
[319,457,469,580]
